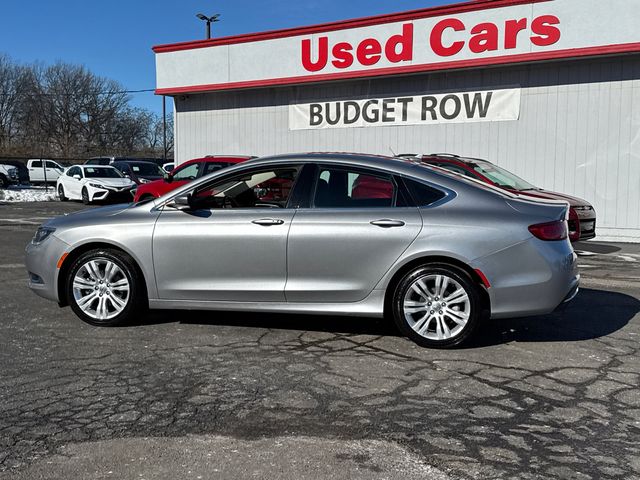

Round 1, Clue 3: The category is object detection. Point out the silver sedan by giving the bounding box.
[25,153,579,348]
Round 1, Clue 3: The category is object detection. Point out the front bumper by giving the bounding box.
[90,186,135,203]
[578,217,596,240]
[25,235,70,303]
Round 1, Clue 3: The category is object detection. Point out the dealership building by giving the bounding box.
[154,0,640,242]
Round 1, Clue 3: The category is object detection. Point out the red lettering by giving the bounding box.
[302,37,328,72]
[332,42,353,69]
[357,38,382,66]
[385,23,414,63]
[531,15,561,46]
[430,18,465,57]
[504,18,528,49]
[469,22,499,53]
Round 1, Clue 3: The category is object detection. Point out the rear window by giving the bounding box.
[404,178,446,206]
[129,163,163,175]
[84,167,122,178]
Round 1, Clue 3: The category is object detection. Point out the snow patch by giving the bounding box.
[0,187,58,203]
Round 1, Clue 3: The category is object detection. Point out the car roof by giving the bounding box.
[112,160,159,165]
[79,164,117,170]
[179,156,253,167]
[415,153,493,166]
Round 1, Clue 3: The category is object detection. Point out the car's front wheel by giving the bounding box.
[58,184,67,201]
[66,248,146,327]
[81,188,91,205]
[391,263,482,348]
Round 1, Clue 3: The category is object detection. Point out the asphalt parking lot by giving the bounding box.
[1,202,639,479]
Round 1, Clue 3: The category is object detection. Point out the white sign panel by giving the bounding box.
[289,89,521,130]
[155,0,640,93]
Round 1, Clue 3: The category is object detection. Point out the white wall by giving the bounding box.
[173,55,640,242]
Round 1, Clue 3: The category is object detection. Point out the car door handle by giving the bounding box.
[252,218,285,226]
[370,219,406,228]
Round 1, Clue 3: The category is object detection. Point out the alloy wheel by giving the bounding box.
[72,258,130,321]
[402,274,471,341]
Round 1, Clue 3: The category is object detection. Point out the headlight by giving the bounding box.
[32,227,56,245]
[88,182,105,189]
[139,178,151,184]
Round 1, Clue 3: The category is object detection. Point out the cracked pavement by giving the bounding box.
[1,202,639,479]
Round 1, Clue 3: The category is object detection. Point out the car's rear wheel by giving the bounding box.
[66,248,145,327]
[81,188,91,205]
[58,184,67,201]
[391,263,482,348]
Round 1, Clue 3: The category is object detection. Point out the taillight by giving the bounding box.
[528,220,568,241]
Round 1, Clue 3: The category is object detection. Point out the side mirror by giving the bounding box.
[166,173,174,184]
[170,193,191,210]
[73,174,81,180]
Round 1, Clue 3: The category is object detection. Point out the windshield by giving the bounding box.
[470,161,536,190]
[128,163,164,176]
[84,167,123,178]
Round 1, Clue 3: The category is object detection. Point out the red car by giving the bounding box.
[405,154,596,242]
[133,156,253,202]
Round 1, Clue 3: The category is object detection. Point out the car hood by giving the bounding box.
[44,203,134,229]
[86,178,135,188]
[508,188,591,208]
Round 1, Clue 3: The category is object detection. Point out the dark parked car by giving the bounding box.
[1,160,31,185]
[111,160,166,185]
[402,154,596,242]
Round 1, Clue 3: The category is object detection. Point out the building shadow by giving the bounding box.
[133,288,638,348]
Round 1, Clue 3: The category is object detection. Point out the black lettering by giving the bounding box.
[325,102,341,125]
[440,94,461,120]
[362,100,380,123]
[382,99,395,122]
[344,101,361,124]
[310,104,323,126]
[421,96,438,120]
[397,97,413,122]
[463,92,493,118]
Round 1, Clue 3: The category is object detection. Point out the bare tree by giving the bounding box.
[0,54,172,159]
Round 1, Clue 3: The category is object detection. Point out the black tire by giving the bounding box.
[66,248,147,327]
[81,187,91,205]
[391,263,483,349]
[58,184,67,201]
[0,174,7,189]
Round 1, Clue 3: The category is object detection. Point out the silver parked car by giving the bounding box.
[25,153,579,348]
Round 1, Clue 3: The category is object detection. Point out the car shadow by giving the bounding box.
[574,241,621,255]
[139,308,400,337]
[131,288,638,348]
[465,288,639,348]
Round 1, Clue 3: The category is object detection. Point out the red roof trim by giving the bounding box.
[155,42,640,95]
[153,0,550,53]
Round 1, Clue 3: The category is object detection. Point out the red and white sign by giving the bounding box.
[155,0,640,95]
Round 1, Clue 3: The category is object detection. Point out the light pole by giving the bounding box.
[196,13,220,40]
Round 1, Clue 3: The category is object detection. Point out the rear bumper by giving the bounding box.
[473,237,580,319]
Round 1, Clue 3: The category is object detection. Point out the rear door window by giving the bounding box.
[313,167,396,208]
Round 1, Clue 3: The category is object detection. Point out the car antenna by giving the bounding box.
[389,146,397,157]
